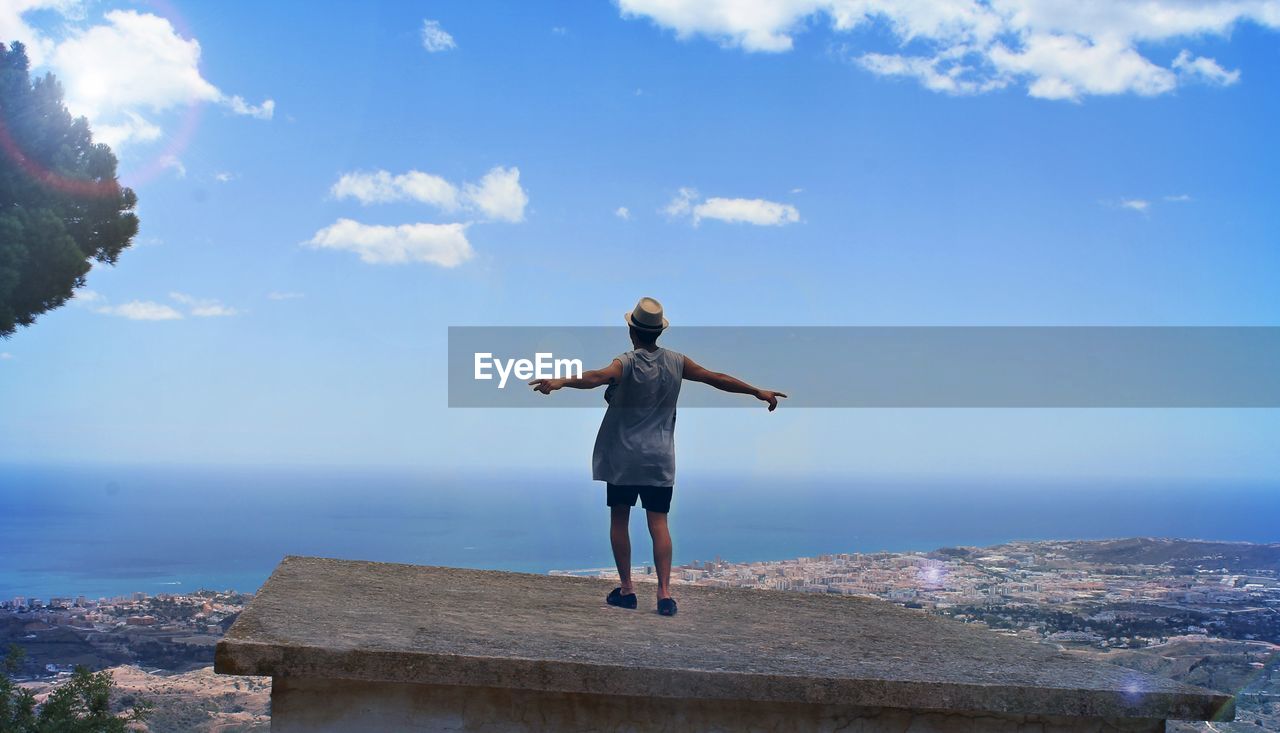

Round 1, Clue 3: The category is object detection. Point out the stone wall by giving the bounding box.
[271,678,1166,733]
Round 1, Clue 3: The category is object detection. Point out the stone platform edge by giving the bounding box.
[215,635,1233,722]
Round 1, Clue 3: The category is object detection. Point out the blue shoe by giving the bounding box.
[657,598,677,616]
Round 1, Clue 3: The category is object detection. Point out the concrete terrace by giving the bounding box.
[216,555,1233,732]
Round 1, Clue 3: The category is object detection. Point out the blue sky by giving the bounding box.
[1,1,1278,481]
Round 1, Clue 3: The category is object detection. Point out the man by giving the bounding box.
[530,297,786,616]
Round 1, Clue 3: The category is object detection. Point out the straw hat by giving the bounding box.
[624,297,668,332]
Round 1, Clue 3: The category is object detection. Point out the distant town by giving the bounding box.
[556,537,1280,732]
[1,589,251,679]
[558,537,1280,650]
[5,538,1279,732]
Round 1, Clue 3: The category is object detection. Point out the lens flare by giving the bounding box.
[0,0,204,194]
[916,560,947,590]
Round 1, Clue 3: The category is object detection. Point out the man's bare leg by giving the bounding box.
[610,505,634,594]
[646,510,673,601]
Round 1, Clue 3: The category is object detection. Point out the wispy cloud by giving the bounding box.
[169,292,241,317]
[615,206,631,220]
[1111,194,1195,214]
[224,94,275,120]
[95,301,184,321]
[0,352,13,361]
[267,291,305,301]
[665,188,800,226]
[1172,50,1240,87]
[160,155,186,179]
[80,290,240,319]
[214,172,235,183]
[421,19,456,53]
[306,219,473,267]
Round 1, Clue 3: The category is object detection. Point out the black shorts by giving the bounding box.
[606,484,673,514]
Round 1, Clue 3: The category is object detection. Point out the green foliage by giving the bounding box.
[1,646,37,733]
[0,40,138,337]
[1,645,151,733]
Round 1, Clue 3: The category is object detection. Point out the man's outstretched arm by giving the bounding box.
[683,356,787,411]
[529,359,623,393]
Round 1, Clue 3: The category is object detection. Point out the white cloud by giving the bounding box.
[421,19,456,52]
[267,291,305,301]
[1164,193,1193,202]
[5,8,276,148]
[95,301,183,321]
[696,197,801,226]
[857,49,1008,95]
[551,26,568,35]
[615,206,631,220]
[463,166,527,223]
[618,0,818,52]
[618,0,1280,100]
[51,11,217,113]
[214,172,235,183]
[331,170,461,210]
[71,288,103,305]
[1171,50,1240,86]
[0,0,78,67]
[331,166,528,222]
[1119,199,1151,213]
[90,111,163,149]
[225,95,275,120]
[169,292,240,317]
[665,188,800,226]
[306,219,473,267]
[0,352,13,360]
[988,35,1177,101]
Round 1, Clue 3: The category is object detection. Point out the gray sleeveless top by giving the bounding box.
[592,347,684,487]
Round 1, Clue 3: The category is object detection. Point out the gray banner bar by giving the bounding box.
[448,327,1280,407]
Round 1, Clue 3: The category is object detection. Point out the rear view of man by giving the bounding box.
[530,297,786,616]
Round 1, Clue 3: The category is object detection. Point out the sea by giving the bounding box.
[1,463,1277,600]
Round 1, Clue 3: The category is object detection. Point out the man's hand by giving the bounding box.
[755,389,788,411]
[529,378,565,394]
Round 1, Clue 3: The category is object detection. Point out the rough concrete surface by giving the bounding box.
[216,556,1232,722]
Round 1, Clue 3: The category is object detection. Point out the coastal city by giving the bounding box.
[4,538,1278,731]
[557,538,1280,731]
[1,589,250,677]
[2,591,245,634]
[557,538,1280,648]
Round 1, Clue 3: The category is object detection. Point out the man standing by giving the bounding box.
[530,297,786,616]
